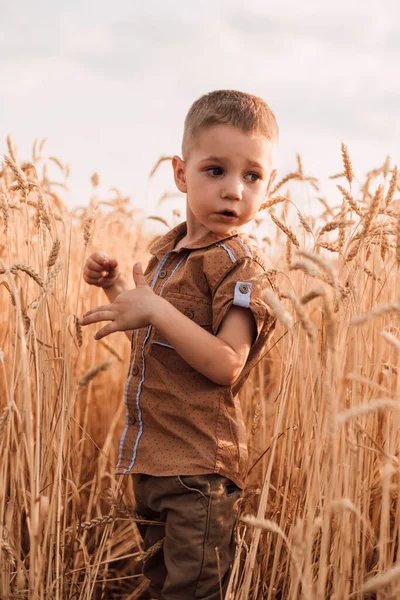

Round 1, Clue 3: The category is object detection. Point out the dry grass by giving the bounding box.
[1,140,400,599]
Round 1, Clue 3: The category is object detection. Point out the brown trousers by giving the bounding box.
[132,473,242,600]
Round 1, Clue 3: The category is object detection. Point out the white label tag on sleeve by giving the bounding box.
[233,281,252,308]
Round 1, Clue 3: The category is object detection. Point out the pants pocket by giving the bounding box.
[225,479,241,496]
[175,475,210,505]
[194,475,240,598]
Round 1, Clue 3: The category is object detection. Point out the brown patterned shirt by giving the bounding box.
[115,221,277,488]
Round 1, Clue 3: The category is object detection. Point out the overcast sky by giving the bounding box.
[1,0,399,232]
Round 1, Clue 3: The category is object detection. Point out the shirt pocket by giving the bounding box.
[148,292,213,371]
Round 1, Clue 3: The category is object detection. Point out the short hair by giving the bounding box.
[182,89,279,160]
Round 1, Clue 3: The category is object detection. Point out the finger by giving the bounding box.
[83,276,106,286]
[96,253,117,269]
[94,322,119,340]
[86,258,107,272]
[91,250,110,262]
[83,304,112,316]
[80,309,114,325]
[85,267,107,279]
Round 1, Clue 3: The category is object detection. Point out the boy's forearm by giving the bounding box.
[150,297,237,386]
[103,276,133,342]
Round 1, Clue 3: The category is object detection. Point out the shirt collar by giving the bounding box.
[149,221,239,259]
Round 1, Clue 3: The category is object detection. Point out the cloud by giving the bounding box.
[1,0,399,213]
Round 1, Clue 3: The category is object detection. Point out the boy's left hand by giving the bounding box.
[79,263,158,340]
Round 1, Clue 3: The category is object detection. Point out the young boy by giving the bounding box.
[80,89,279,599]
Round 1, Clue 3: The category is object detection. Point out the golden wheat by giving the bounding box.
[269,211,300,247]
[2,144,400,599]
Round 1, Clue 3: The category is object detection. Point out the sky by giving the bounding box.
[1,0,399,236]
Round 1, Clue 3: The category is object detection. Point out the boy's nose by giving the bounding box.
[221,177,243,200]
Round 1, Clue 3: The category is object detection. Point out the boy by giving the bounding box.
[79,89,279,599]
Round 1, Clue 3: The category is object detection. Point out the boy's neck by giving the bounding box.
[175,220,243,250]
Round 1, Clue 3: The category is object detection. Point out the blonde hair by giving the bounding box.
[182,89,279,160]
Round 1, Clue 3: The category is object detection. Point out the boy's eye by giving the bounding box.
[205,167,260,182]
[205,167,223,177]
[244,172,261,183]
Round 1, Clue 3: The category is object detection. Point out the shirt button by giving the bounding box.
[239,284,249,294]
[184,309,194,319]
[128,415,136,425]
[159,269,167,279]
[132,365,139,375]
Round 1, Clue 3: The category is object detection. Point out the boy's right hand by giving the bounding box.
[83,252,120,289]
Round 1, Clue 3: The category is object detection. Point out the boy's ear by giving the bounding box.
[172,155,187,193]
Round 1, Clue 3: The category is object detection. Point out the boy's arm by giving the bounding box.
[103,275,133,342]
[150,297,256,386]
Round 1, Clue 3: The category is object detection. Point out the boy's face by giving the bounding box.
[172,124,277,234]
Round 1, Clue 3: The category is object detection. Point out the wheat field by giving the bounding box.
[0,137,400,599]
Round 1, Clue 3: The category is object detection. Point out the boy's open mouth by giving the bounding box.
[217,210,238,217]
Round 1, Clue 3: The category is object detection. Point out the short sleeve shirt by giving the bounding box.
[115,221,277,488]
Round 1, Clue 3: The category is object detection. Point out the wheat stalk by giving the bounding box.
[285,289,317,342]
[75,316,83,347]
[317,196,335,217]
[137,538,164,563]
[0,405,13,440]
[6,135,17,162]
[337,185,363,216]
[396,210,400,265]
[0,263,45,288]
[1,530,17,567]
[259,196,289,211]
[269,172,301,196]
[318,220,354,236]
[297,210,313,235]
[83,205,99,247]
[44,260,64,292]
[356,564,400,595]
[385,165,398,208]
[329,499,376,541]
[364,267,382,284]
[341,142,354,184]
[289,260,319,279]
[329,171,346,180]
[264,288,293,331]
[350,303,400,326]
[380,329,400,352]
[345,187,383,262]
[337,399,400,424]
[148,155,173,178]
[146,215,170,228]
[77,360,112,390]
[251,402,262,437]
[46,238,60,269]
[286,237,292,266]
[322,293,336,352]
[269,212,300,248]
[316,240,340,253]
[0,193,10,234]
[362,184,383,236]
[98,339,124,362]
[300,287,324,305]
[3,154,27,190]
[36,190,51,231]
[298,250,336,284]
